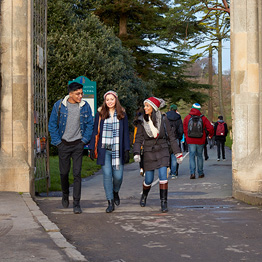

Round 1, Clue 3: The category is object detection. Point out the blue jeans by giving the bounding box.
[170,139,180,176]
[170,153,178,176]
[188,144,204,176]
[102,150,123,200]
[145,166,167,185]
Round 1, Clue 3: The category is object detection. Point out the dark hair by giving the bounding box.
[68,82,83,93]
[144,108,158,127]
[100,96,125,120]
[218,115,223,120]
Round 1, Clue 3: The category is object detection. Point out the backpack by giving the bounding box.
[216,122,225,136]
[187,115,203,138]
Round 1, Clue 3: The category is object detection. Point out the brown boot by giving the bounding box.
[160,182,168,213]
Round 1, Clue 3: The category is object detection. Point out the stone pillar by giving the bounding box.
[0,0,34,193]
[231,0,262,203]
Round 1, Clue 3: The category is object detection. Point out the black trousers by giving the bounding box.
[216,139,225,159]
[58,142,84,207]
[203,144,209,160]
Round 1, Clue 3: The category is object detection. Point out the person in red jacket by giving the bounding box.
[183,103,214,179]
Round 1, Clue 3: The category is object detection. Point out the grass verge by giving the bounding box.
[36,152,134,194]
[225,134,232,149]
[38,156,101,193]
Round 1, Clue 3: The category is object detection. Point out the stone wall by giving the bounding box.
[0,0,34,193]
[231,0,262,203]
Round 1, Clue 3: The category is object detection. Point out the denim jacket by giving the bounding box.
[48,95,94,146]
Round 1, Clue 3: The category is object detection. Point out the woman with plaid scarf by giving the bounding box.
[89,91,130,213]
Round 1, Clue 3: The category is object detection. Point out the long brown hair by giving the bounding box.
[99,96,125,120]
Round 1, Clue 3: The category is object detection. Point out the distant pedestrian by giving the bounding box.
[48,82,94,214]
[89,91,130,213]
[203,131,209,161]
[207,122,215,149]
[214,115,228,161]
[183,103,214,179]
[133,97,183,213]
[181,134,188,152]
[166,104,183,179]
[133,108,145,177]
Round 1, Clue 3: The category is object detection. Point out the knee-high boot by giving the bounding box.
[140,182,151,207]
[160,182,168,213]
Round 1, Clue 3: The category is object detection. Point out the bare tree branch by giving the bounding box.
[203,0,230,15]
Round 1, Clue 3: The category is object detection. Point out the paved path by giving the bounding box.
[2,146,262,261]
[36,147,262,262]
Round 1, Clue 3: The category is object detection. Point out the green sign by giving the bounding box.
[68,76,97,117]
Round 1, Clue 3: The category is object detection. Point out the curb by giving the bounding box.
[233,190,262,206]
[22,193,88,262]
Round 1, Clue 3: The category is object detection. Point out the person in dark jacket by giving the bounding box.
[183,103,214,179]
[166,104,183,179]
[89,91,130,213]
[133,108,145,177]
[214,115,228,161]
[133,97,183,212]
[48,82,94,214]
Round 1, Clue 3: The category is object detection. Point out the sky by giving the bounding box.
[221,40,230,72]
[152,38,231,73]
[191,39,231,73]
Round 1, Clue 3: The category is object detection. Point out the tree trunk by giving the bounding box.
[119,13,127,36]
[218,38,225,120]
[208,46,213,122]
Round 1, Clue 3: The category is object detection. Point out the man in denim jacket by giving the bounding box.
[48,82,93,214]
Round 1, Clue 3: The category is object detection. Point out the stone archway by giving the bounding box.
[0,1,261,203]
[0,0,48,194]
[231,0,262,204]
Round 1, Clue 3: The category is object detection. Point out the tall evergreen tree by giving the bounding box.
[47,0,152,120]
[94,0,210,104]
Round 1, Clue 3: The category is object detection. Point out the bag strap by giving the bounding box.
[57,99,63,126]
[162,115,169,141]
[190,114,203,117]
[97,116,101,134]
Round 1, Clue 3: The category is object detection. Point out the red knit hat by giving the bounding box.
[144,97,165,111]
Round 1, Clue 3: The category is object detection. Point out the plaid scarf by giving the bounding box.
[101,111,120,169]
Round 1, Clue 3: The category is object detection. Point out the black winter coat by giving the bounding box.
[166,110,183,141]
[133,114,181,172]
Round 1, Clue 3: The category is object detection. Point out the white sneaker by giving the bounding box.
[223,158,226,161]
[217,159,220,161]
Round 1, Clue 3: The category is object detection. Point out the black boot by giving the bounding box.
[106,200,115,213]
[62,194,69,208]
[175,164,179,176]
[113,191,120,206]
[140,183,151,207]
[160,183,168,213]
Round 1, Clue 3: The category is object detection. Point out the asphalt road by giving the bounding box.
[36,147,262,262]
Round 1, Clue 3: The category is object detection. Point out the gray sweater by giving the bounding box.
[62,102,82,142]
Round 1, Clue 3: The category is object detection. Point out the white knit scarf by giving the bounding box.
[143,110,162,138]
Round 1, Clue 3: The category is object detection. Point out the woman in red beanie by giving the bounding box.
[133,97,183,212]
